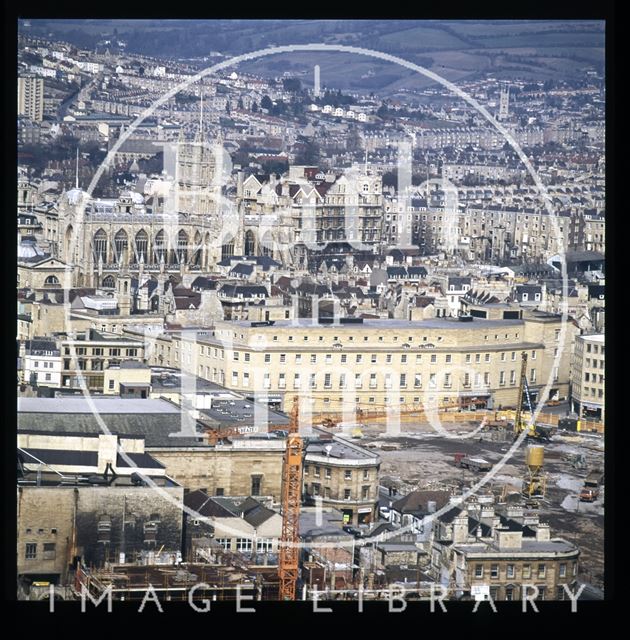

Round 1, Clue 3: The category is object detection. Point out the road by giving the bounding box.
[58,75,99,120]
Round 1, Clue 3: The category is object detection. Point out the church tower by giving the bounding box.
[175,93,216,217]
[116,247,132,316]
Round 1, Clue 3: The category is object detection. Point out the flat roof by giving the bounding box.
[221,318,525,330]
[456,539,577,554]
[306,436,379,462]
[17,471,178,488]
[151,371,225,392]
[120,361,150,369]
[579,333,605,343]
[17,397,180,414]
[199,398,289,426]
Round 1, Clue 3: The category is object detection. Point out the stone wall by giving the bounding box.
[149,444,285,499]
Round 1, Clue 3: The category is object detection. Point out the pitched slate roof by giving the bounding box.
[391,490,451,516]
[191,276,218,291]
[219,284,268,298]
[18,399,203,448]
[387,266,406,278]
[241,499,276,528]
[183,490,236,518]
[230,263,254,276]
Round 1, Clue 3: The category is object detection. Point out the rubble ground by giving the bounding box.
[358,420,605,590]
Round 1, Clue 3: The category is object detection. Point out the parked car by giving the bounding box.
[342,525,362,538]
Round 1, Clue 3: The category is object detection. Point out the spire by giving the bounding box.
[75,147,79,189]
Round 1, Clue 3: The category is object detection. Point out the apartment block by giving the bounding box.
[570,333,605,422]
[18,76,44,122]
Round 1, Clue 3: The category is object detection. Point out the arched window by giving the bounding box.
[65,225,74,259]
[135,230,148,263]
[260,232,273,257]
[192,231,202,265]
[44,275,60,287]
[93,229,107,262]
[221,239,235,260]
[114,230,128,261]
[244,230,256,256]
[177,230,188,263]
[154,230,166,263]
[102,275,115,288]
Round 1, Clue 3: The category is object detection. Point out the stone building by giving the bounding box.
[150,440,287,499]
[17,236,71,291]
[57,329,146,391]
[238,166,383,268]
[16,428,183,588]
[17,482,183,588]
[150,311,577,413]
[303,436,381,525]
[183,491,282,561]
[430,499,580,601]
[570,333,605,423]
[47,134,242,289]
[17,396,287,499]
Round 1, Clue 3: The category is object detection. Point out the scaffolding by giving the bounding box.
[73,559,279,602]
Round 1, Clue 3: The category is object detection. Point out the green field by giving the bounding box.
[22,19,605,91]
[446,20,603,38]
[376,25,472,50]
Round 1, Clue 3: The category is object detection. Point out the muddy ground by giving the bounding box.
[356,420,605,590]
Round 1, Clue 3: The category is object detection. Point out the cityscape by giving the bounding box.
[16,19,605,609]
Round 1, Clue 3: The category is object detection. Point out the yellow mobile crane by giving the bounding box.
[513,352,552,441]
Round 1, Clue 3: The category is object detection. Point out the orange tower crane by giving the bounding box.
[278,396,303,601]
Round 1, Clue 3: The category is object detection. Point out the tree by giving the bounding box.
[295,139,320,166]
[261,158,289,176]
[377,104,388,119]
[261,95,273,112]
[347,126,362,153]
[232,150,250,167]
[283,77,301,92]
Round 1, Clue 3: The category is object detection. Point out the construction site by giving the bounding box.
[319,353,605,594]
[73,545,281,603]
[360,419,604,589]
[20,357,605,603]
